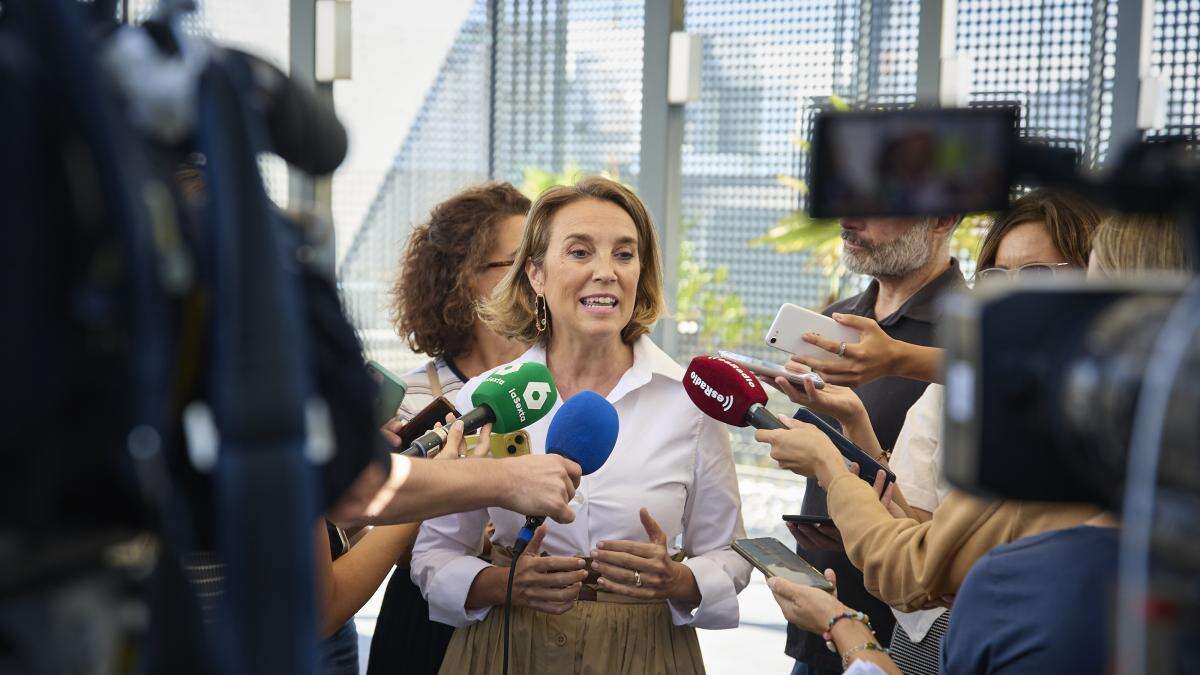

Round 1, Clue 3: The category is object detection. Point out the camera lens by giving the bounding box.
[769,337,777,344]
[507,445,517,455]
[514,436,524,445]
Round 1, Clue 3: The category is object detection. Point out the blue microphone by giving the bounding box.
[512,391,619,555]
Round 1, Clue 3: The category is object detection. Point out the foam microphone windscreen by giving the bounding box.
[545,391,619,475]
[683,356,770,427]
[471,362,558,433]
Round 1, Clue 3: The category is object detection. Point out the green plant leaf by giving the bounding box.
[776,174,809,195]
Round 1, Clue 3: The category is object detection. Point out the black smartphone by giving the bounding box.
[782,514,834,527]
[367,360,409,427]
[732,537,835,591]
[793,406,896,488]
[397,396,459,450]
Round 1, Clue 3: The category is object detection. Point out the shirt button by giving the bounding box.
[555,634,567,647]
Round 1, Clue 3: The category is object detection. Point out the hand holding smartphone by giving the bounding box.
[717,350,825,390]
[732,537,835,591]
[397,396,459,450]
[781,516,844,552]
[765,303,860,361]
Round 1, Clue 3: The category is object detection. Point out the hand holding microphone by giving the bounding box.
[682,356,894,488]
[512,390,619,555]
[403,362,557,457]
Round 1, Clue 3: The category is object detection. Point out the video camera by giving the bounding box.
[808,106,1198,510]
[2,1,382,673]
[808,105,1200,673]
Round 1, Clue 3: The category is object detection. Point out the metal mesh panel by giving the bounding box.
[491,0,644,184]
[1147,0,1200,141]
[869,0,922,104]
[337,1,492,372]
[957,0,1117,165]
[679,1,917,362]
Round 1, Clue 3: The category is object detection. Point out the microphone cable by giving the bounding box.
[503,560,517,675]
[503,532,533,675]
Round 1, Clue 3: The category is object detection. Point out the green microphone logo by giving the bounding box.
[523,382,552,410]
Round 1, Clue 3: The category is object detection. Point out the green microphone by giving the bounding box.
[402,362,558,457]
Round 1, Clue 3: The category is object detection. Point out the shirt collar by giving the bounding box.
[892,258,967,324]
[853,258,967,326]
[515,335,682,405]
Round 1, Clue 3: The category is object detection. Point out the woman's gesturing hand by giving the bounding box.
[510,525,587,614]
[591,509,699,603]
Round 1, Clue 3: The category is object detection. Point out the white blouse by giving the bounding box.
[889,383,951,642]
[410,336,751,629]
[890,384,951,513]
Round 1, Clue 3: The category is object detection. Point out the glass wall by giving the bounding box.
[1147,0,1200,142]
[956,0,1117,165]
[337,0,493,373]
[491,0,644,185]
[148,0,1199,416]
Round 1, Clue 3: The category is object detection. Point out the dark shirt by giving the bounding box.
[941,526,1118,674]
[787,259,967,670]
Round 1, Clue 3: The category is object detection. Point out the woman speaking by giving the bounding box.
[411,176,751,674]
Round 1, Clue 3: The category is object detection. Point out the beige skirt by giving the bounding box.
[437,593,706,675]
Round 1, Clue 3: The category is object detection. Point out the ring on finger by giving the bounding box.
[634,570,643,587]
[836,341,848,357]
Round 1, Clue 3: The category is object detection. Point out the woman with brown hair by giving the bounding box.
[349,181,533,675]
[412,176,751,674]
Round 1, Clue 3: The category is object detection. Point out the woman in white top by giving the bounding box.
[412,176,751,674]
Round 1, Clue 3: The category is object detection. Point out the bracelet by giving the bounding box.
[840,642,885,669]
[826,610,871,632]
[823,611,872,652]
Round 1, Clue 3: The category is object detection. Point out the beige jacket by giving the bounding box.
[825,471,1100,612]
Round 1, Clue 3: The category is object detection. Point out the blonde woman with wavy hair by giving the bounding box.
[1088,213,1195,275]
[412,176,751,674]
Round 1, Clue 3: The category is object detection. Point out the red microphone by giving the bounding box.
[683,356,785,430]
[684,356,898,487]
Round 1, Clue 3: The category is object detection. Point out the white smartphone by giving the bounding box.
[765,303,861,359]
[717,351,825,390]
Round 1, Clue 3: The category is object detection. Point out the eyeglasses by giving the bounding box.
[480,260,515,271]
[976,262,1073,282]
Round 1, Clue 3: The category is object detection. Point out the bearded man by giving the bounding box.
[784,215,966,675]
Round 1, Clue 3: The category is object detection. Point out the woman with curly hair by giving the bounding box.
[326,181,532,675]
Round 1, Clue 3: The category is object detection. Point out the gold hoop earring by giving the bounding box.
[534,294,548,333]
